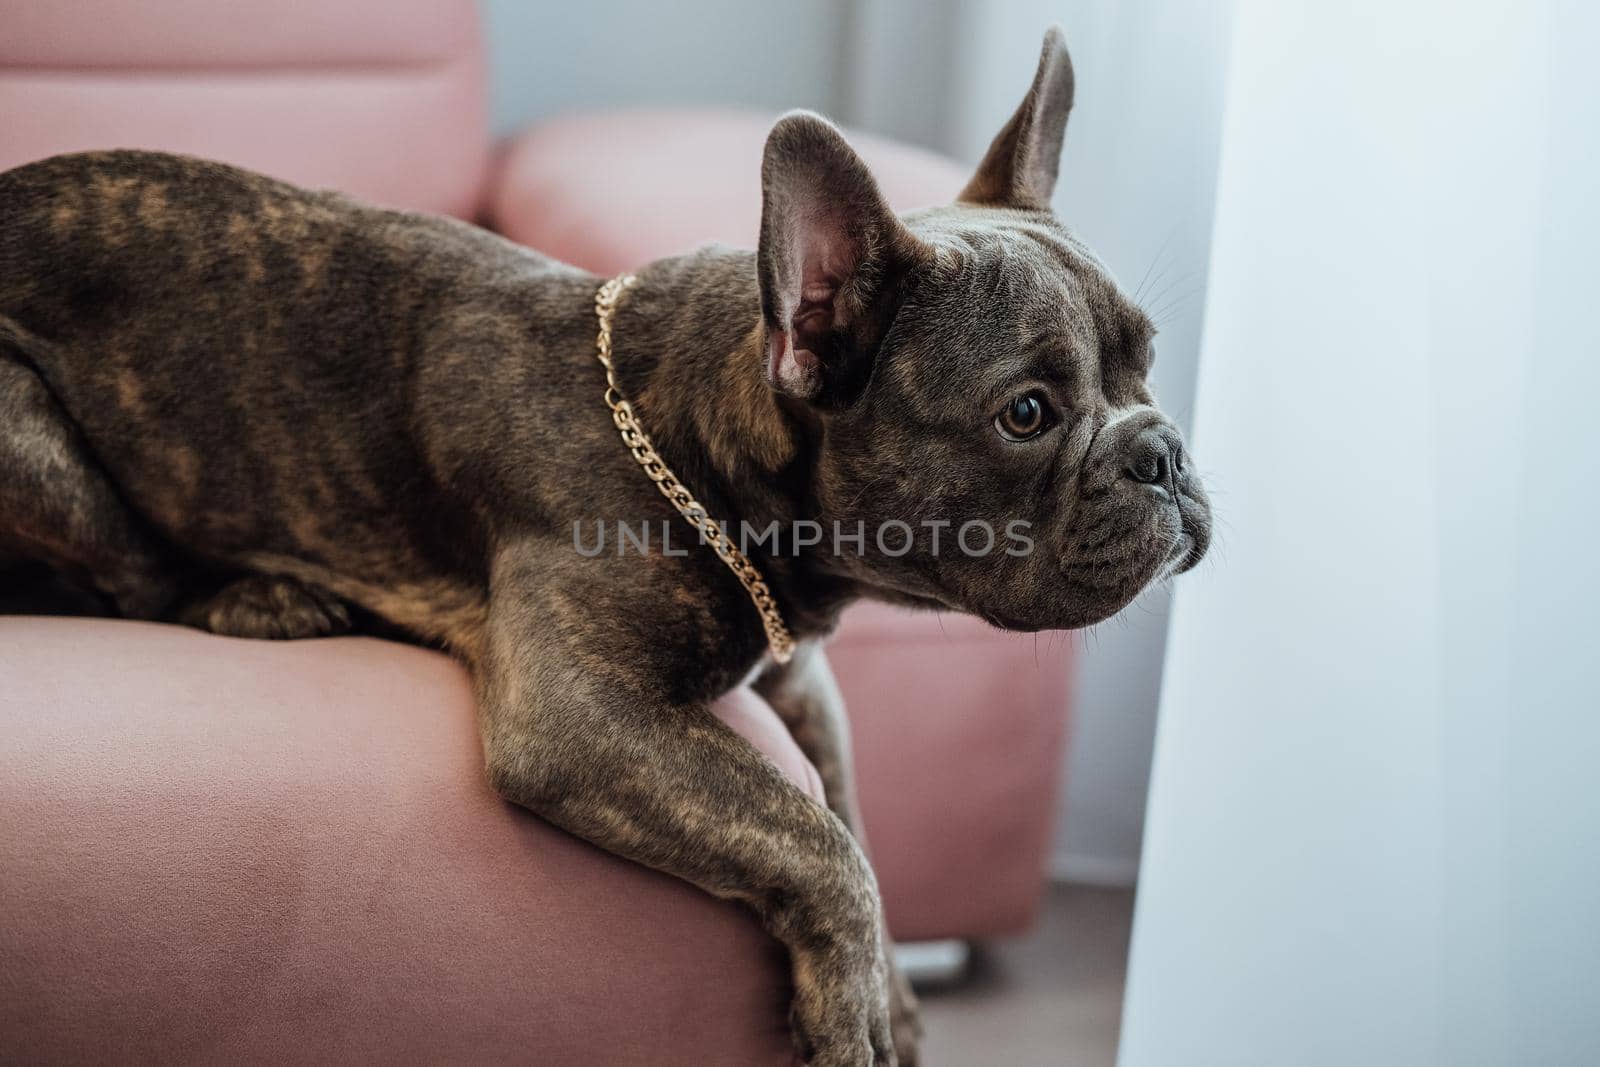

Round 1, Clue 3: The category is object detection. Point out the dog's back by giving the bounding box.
[0,150,571,650]
[0,149,541,448]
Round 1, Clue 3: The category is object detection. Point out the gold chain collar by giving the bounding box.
[593,274,796,664]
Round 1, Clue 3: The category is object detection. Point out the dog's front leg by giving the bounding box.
[478,548,895,1066]
[756,643,921,1065]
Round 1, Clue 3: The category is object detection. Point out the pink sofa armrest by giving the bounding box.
[487,109,970,272]
[0,618,813,1066]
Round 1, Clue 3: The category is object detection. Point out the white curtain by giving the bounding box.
[1121,2,1600,1065]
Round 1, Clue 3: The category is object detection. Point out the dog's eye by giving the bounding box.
[995,391,1054,442]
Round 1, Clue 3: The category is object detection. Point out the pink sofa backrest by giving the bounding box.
[0,0,490,218]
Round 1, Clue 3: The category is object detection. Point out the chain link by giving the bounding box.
[594,274,796,665]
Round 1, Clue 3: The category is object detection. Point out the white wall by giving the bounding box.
[1121,2,1600,1063]
[483,0,851,134]
[481,0,1231,885]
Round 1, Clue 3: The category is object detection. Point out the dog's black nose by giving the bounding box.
[1124,425,1184,488]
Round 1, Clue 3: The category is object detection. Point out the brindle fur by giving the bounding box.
[0,30,1208,1066]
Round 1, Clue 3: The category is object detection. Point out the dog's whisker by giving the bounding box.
[1131,226,1181,305]
[1148,285,1205,326]
[1142,272,1199,319]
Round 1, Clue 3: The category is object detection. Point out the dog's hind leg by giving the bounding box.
[2,321,352,639]
[175,573,352,640]
[0,339,181,619]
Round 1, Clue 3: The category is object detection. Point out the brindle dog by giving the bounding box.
[0,29,1209,1067]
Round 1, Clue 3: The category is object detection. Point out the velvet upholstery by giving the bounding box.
[0,0,489,219]
[0,619,807,1066]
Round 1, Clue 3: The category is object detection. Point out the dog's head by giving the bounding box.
[758,27,1210,630]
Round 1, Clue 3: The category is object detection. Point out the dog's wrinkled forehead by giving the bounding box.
[888,209,1155,416]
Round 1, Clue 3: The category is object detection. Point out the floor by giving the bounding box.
[915,885,1135,1067]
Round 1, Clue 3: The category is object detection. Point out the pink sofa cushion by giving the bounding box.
[0,0,489,219]
[830,605,1072,940]
[0,0,474,68]
[0,618,812,1065]
[488,109,972,273]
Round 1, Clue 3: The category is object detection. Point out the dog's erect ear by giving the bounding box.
[959,27,1074,210]
[758,111,930,403]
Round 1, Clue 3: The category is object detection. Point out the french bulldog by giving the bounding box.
[0,27,1209,1066]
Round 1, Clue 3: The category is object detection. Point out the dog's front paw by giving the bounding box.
[888,964,923,1066]
[789,949,896,1067]
[178,573,351,640]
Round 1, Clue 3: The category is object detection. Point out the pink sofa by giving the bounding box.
[1,619,804,1064]
[0,1,1073,1061]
